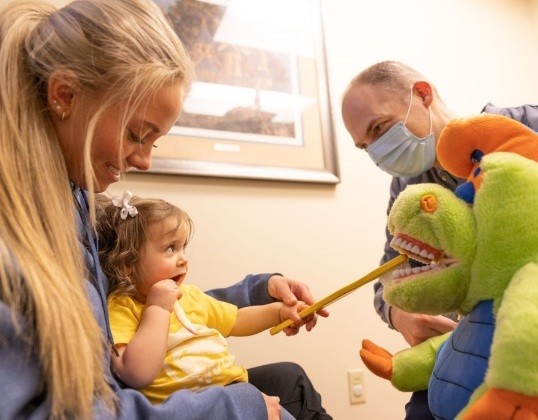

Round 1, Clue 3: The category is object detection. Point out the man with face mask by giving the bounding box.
[341,60,538,419]
[365,87,436,178]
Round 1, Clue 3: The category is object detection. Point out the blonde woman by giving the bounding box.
[0,0,328,419]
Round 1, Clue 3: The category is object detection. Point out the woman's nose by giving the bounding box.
[126,147,152,172]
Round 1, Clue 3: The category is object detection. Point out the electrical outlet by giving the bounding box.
[347,368,365,404]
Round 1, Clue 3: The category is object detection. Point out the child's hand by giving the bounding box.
[146,279,182,312]
[279,301,316,336]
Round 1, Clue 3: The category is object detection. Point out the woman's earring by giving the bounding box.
[53,100,66,121]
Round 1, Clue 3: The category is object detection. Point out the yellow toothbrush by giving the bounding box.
[269,254,408,335]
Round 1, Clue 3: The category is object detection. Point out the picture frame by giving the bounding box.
[153,0,339,184]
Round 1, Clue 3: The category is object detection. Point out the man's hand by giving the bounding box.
[390,307,457,346]
[268,275,329,334]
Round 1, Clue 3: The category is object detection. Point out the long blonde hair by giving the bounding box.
[0,0,193,418]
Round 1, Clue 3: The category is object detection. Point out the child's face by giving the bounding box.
[135,217,189,302]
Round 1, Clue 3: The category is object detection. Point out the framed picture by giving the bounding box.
[153,0,339,184]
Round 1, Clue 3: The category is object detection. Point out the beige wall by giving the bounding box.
[52,0,538,418]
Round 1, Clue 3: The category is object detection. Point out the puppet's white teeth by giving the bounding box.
[391,237,403,247]
[417,249,435,261]
[390,248,459,283]
[380,261,409,286]
[393,261,453,280]
[390,236,450,267]
[390,236,437,263]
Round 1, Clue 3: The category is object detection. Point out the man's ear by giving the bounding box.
[47,70,77,120]
[412,81,433,107]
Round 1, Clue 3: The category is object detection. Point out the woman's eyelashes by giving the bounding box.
[128,129,160,149]
[128,129,154,147]
[128,129,144,145]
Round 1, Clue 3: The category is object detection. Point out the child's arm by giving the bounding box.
[111,279,180,389]
[230,301,310,336]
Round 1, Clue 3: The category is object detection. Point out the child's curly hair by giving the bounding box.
[95,194,194,297]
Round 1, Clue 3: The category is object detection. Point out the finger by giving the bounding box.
[303,314,317,331]
[284,328,298,336]
[287,308,304,325]
[316,307,330,318]
[283,325,299,336]
[432,318,458,334]
[295,285,315,306]
[280,286,299,306]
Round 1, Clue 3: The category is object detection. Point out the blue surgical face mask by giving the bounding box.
[366,89,435,177]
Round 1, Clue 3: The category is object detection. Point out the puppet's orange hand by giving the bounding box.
[463,388,538,420]
[359,339,393,381]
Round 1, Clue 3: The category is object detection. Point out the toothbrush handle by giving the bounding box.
[269,254,408,336]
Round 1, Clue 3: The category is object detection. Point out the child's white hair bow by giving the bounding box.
[112,191,138,220]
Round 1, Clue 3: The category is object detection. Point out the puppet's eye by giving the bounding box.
[471,149,484,164]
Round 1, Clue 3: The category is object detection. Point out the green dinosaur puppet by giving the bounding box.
[360,114,538,419]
